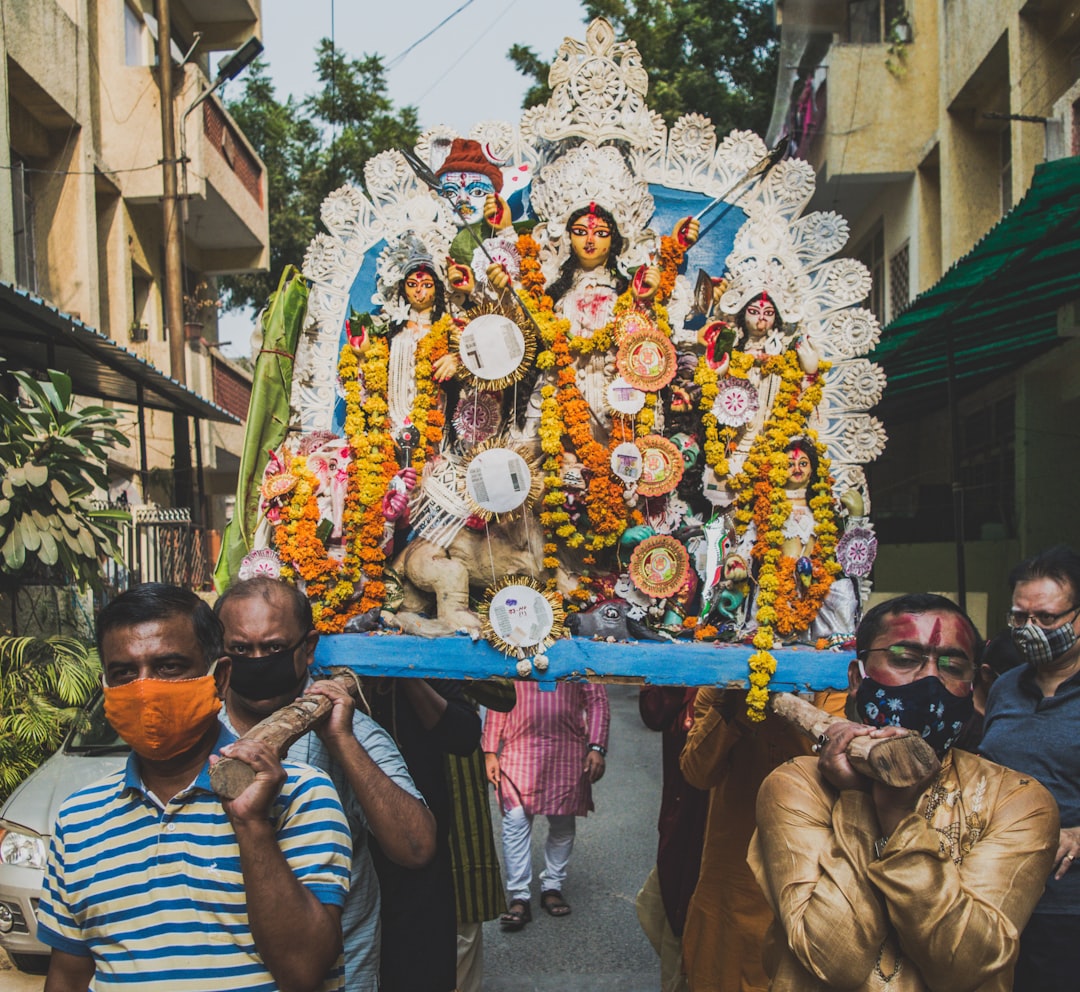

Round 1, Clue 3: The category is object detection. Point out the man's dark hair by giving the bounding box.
[97,583,224,664]
[214,576,313,634]
[1008,545,1080,600]
[855,593,982,658]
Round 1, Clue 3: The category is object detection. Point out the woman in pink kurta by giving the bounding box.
[483,681,610,926]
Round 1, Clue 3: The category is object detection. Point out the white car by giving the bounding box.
[0,693,127,973]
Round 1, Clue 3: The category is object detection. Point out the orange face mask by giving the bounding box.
[102,665,222,761]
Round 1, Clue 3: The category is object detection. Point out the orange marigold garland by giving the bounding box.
[272,339,400,632]
[723,348,835,720]
[409,315,452,470]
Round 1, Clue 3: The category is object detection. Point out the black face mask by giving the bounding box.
[855,670,974,757]
[227,633,309,701]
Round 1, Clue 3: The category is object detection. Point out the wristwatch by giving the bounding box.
[588,743,607,757]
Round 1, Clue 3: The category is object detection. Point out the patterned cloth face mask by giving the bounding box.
[1012,620,1078,668]
[854,662,974,757]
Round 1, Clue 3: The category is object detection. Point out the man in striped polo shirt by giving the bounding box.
[37,584,352,992]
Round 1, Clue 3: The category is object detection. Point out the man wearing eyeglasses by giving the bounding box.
[749,593,1058,991]
[215,577,438,992]
[980,546,1080,992]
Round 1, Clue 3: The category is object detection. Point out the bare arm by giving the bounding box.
[44,950,95,992]
[217,738,344,992]
[308,679,436,869]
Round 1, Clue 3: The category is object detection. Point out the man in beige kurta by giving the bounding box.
[748,592,1059,991]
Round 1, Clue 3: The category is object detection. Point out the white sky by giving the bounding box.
[217,0,589,354]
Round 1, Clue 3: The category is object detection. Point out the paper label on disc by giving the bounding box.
[459,313,526,381]
[488,585,554,648]
[611,441,643,482]
[606,376,646,415]
[466,448,532,513]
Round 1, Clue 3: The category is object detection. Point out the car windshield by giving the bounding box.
[65,691,128,753]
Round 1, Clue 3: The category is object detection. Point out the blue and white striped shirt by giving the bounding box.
[36,722,352,991]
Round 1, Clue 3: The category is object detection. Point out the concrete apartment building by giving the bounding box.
[0,0,268,587]
[771,0,1080,629]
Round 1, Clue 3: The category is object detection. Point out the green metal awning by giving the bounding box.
[871,155,1080,413]
[0,281,239,424]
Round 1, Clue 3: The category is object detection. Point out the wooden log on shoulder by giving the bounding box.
[210,669,363,800]
[769,691,940,788]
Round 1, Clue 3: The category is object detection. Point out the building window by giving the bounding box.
[856,225,885,325]
[1000,126,1013,215]
[124,2,147,66]
[889,241,910,320]
[848,0,907,43]
[11,153,38,293]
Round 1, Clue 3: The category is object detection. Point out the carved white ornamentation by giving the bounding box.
[297,15,888,484]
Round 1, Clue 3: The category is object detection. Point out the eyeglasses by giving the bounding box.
[860,644,975,686]
[1005,605,1080,630]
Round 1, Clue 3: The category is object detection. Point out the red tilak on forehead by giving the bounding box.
[589,201,597,215]
[927,615,944,647]
[759,291,769,307]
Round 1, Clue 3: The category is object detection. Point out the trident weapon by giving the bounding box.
[676,137,790,245]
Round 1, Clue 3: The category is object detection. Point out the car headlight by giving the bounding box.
[0,821,47,870]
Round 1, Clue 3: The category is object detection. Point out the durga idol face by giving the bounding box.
[786,446,813,487]
[569,213,613,271]
[744,295,777,338]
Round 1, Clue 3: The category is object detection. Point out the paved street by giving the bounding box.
[482,686,663,991]
[0,686,665,991]
[0,950,45,991]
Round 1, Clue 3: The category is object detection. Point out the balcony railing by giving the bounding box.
[101,503,212,596]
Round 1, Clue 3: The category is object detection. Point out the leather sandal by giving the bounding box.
[540,889,572,917]
[500,899,531,931]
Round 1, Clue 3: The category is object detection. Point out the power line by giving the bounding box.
[415,0,522,105]
[0,162,162,177]
[385,0,478,71]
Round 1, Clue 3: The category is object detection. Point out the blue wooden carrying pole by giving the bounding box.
[314,634,853,692]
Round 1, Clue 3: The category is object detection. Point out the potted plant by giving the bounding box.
[183,280,223,340]
[129,320,149,343]
[0,367,130,634]
[886,15,913,78]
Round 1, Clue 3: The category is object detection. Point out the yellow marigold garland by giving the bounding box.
[409,315,452,471]
[721,350,835,720]
[273,340,401,632]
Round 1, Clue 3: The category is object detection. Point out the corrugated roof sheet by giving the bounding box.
[0,282,239,424]
[871,155,1080,412]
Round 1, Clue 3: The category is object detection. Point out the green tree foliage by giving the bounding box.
[222,44,420,312]
[0,369,129,593]
[509,0,779,136]
[0,635,101,802]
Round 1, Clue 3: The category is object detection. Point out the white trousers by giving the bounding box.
[501,804,576,903]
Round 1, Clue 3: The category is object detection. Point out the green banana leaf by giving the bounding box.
[213,265,309,593]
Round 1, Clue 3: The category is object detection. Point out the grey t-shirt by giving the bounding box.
[224,687,424,990]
